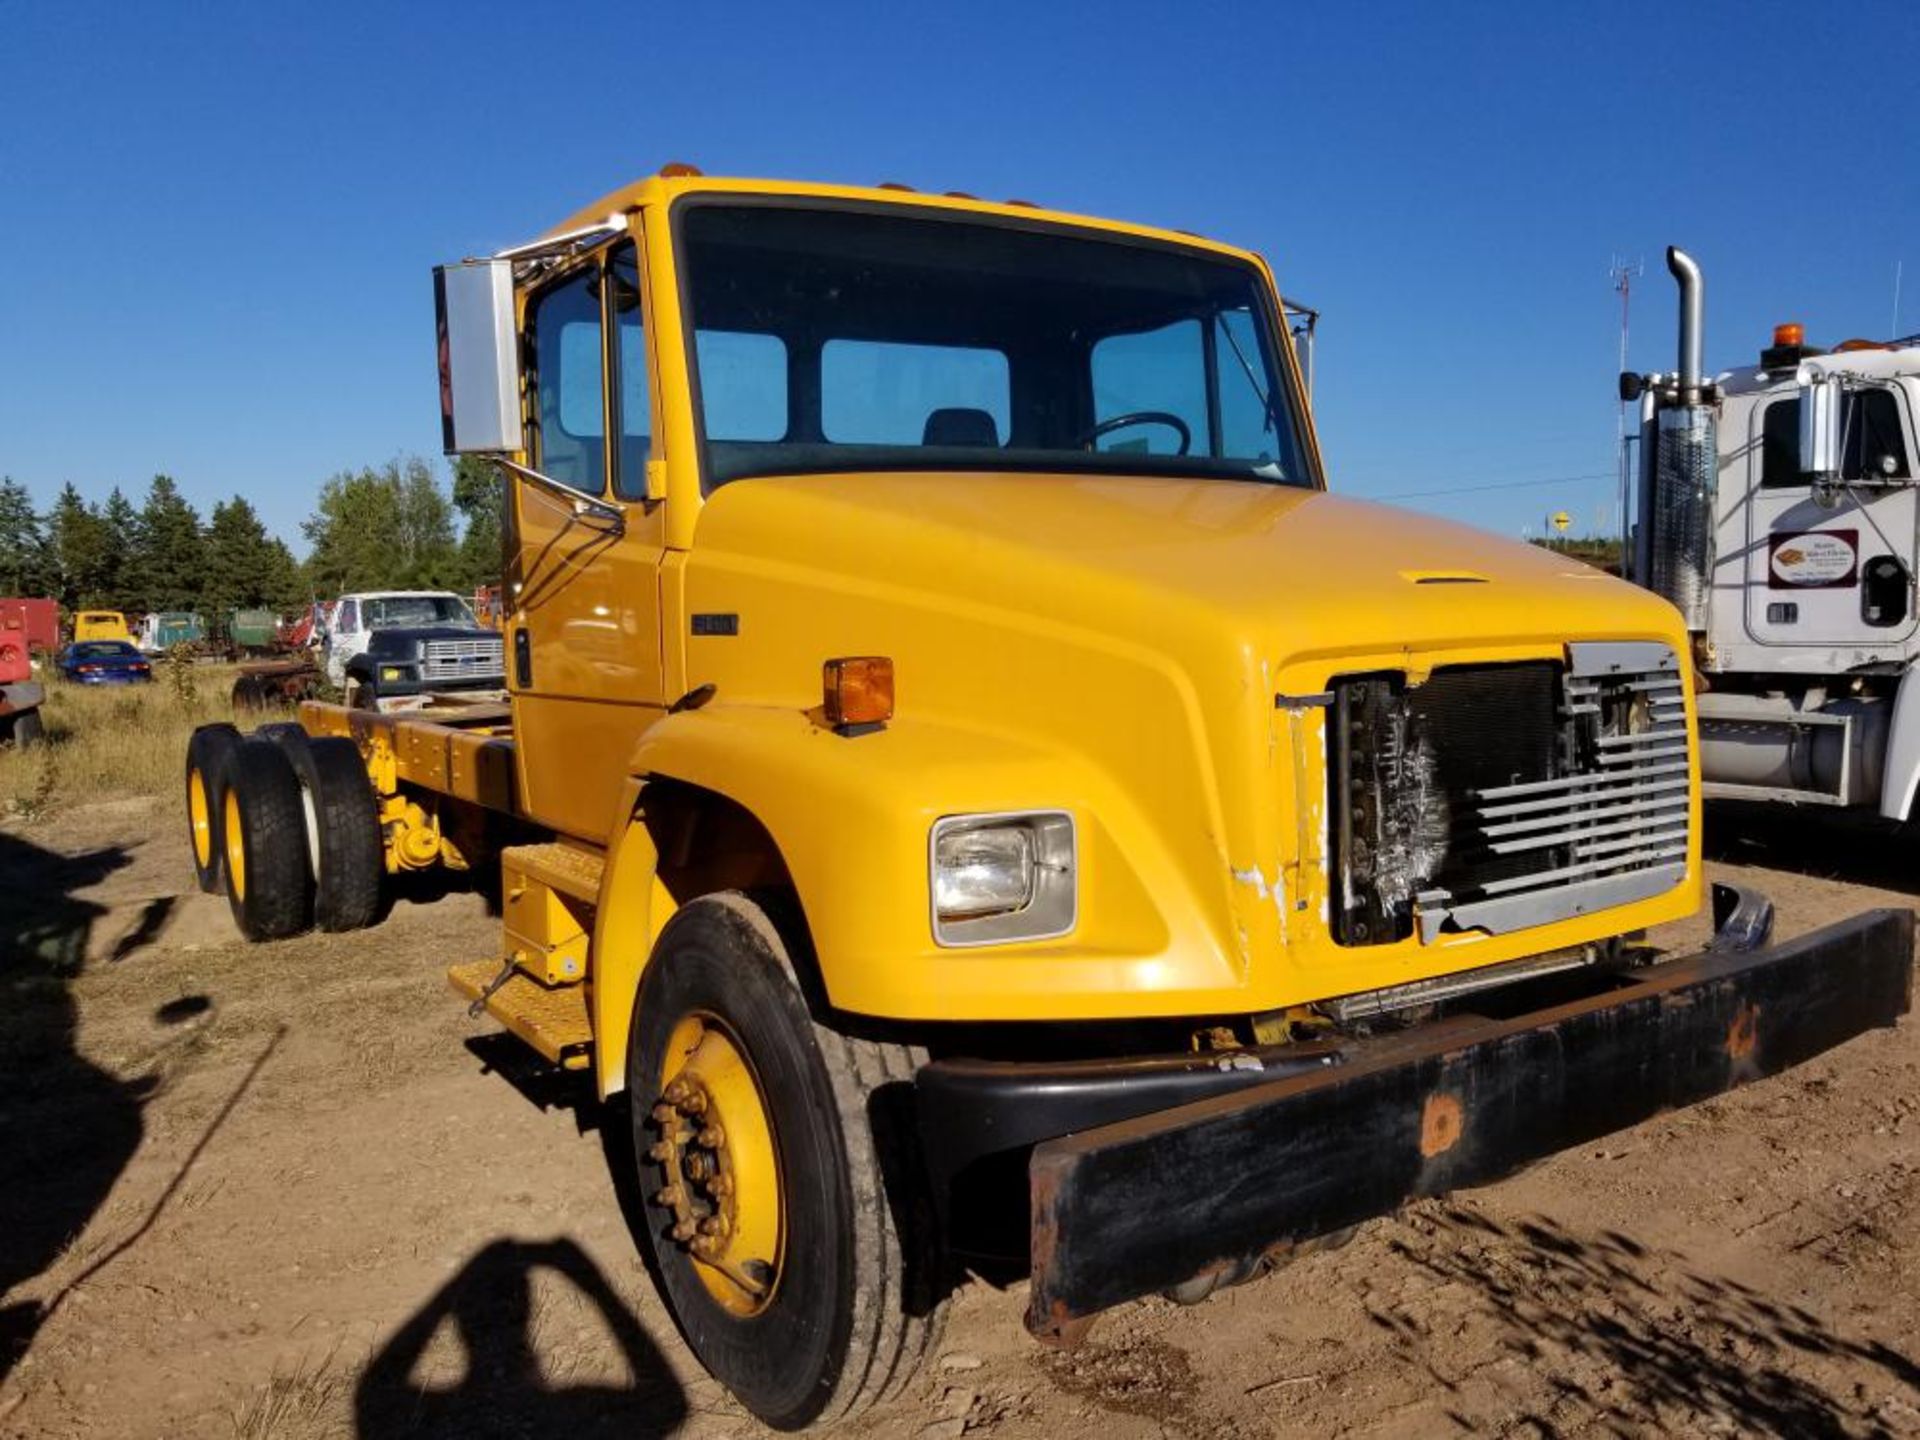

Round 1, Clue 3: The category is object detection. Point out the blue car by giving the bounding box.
[59,639,153,684]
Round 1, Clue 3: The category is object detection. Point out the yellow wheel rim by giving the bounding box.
[652,1013,785,1317]
[188,767,212,868]
[223,788,246,900]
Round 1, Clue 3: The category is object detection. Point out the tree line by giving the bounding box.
[0,456,502,617]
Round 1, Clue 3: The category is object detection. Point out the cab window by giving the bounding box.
[1761,388,1913,487]
[529,265,607,494]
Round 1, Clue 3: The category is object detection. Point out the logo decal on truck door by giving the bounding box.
[1768,529,1858,589]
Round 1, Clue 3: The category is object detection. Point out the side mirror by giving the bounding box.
[1798,374,1842,482]
[434,260,523,454]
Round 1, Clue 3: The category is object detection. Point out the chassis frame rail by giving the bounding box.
[1027,904,1913,1342]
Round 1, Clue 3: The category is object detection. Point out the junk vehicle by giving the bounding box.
[184,172,1913,1430]
[0,598,59,656]
[225,608,281,656]
[320,589,502,696]
[136,611,204,653]
[0,607,45,746]
[72,610,131,644]
[1623,250,1920,818]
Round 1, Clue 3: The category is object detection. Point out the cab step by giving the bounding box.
[501,841,605,901]
[448,958,593,1070]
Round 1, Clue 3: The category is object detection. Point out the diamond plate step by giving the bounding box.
[448,958,592,1070]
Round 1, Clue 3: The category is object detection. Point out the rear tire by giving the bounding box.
[185,723,241,893]
[256,725,383,931]
[628,893,946,1430]
[220,738,313,940]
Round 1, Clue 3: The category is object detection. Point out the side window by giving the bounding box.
[608,244,649,499]
[821,340,1009,446]
[1091,320,1207,456]
[530,266,606,493]
[1761,389,1912,487]
[335,600,358,634]
[1213,308,1286,466]
[698,331,789,441]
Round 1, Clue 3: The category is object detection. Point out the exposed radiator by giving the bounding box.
[1332,642,1692,945]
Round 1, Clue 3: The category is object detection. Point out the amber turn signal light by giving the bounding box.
[1773,322,1804,348]
[824,656,894,728]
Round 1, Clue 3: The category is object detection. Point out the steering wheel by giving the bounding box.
[1077,410,1192,455]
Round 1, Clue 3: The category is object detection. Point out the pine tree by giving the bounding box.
[98,488,142,612]
[0,477,53,596]
[134,475,208,611]
[47,483,114,610]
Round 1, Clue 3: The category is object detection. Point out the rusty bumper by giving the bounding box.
[1026,904,1913,1342]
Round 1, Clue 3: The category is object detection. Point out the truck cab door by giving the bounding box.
[1743,384,1919,648]
[507,229,668,841]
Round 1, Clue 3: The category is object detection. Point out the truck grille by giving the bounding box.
[1331,643,1690,945]
[421,636,504,682]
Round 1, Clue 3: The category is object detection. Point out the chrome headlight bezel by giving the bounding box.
[928,810,1077,948]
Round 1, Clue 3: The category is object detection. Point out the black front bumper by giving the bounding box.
[915,892,1913,1344]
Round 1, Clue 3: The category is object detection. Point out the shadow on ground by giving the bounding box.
[1706,800,1920,898]
[1383,1204,1920,1436]
[0,831,145,1382]
[354,1237,688,1438]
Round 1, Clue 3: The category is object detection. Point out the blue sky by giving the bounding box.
[3,0,1915,550]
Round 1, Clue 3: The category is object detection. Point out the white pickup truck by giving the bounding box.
[322,590,504,706]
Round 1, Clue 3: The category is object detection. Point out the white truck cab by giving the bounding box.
[1626,249,1920,818]
[323,590,481,687]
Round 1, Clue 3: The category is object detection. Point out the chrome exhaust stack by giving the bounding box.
[1627,246,1718,630]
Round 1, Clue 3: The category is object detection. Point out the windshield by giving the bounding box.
[363,596,475,630]
[678,202,1311,490]
[71,642,135,659]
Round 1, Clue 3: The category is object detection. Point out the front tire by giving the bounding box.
[629,894,946,1430]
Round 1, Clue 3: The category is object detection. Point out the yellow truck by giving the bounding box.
[72,609,132,644]
[185,170,1912,1429]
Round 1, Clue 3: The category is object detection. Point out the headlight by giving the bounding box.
[930,811,1075,946]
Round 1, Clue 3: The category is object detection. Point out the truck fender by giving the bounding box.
[590,773,679,1099]
[1880,662,1920,821]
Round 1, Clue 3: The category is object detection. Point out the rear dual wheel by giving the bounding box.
[220,738,313,940]
[629,894,947,1430]
[256,724,383,932]
[184,723,383,937]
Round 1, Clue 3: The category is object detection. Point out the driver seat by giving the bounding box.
[922,408,1000,447]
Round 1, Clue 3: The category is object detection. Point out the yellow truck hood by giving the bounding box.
[691,471,1673,660]
[678,470,1694,1023]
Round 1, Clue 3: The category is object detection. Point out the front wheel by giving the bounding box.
[629,894,946,1430]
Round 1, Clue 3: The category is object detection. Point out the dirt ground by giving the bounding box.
[2,799,1918,1440]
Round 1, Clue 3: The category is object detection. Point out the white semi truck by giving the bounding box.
[1624,249,1920,817]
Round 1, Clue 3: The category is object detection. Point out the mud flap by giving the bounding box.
[1026,907,1914,1342]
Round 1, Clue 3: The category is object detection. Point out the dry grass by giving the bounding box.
[0,660,277,819]
[226,1351,351,1440]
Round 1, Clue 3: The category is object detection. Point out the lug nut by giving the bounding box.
[654,1186,685,1209]
[699,1215,727,1237]
[647,1141,673,1163]
[698,1125,724,1149]
[708,1174,733,1198]
[650,1103,678,1124]
[679,1090,708,1115]
[664,1078,693,1105]
[671,1219,698,1242]
[690,1235,720,1259]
